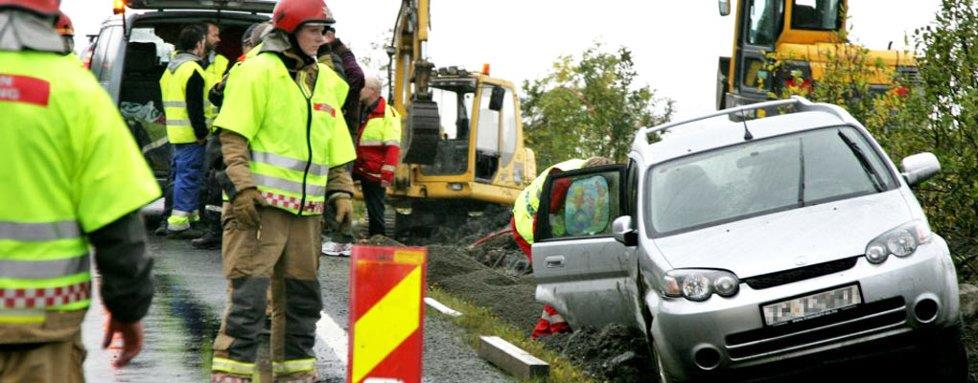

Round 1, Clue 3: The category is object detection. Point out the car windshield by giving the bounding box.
[646,126,896,236]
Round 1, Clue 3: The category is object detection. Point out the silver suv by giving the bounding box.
[531,97,968,382]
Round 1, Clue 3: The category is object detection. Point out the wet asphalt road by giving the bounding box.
[79,222,511,382]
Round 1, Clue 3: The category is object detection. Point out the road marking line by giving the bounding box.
[424,297,462,317]
[316,310,348,364]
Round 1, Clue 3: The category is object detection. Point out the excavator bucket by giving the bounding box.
[401,100,441,165]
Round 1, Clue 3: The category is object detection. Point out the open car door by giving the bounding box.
[126,0,276,13]
[532,164,644,330]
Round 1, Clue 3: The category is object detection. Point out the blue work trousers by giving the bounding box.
[171,143,206,217]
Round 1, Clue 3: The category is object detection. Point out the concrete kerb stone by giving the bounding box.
[477,336,549,379]
[424,297,463,318]
[960,283,978,320]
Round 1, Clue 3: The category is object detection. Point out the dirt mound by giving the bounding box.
[437,269,540,334]
[541,325,656,382]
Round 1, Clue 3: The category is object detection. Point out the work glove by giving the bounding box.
[333,195,353,226]
[232,188,268,228]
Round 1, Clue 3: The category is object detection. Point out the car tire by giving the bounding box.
[921,325,969,383]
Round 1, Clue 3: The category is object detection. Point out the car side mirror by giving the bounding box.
[901,152,940,187]
[718,0,731,16]
[489,86,506,111]
[612,216,638,247]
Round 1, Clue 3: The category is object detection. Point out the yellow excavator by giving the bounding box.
[716,0,917,111]
[379,0,537,236]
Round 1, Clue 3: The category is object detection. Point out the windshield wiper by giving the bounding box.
[797,138,806,206]
[837,130,885,192]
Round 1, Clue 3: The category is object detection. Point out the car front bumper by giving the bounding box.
[648,236,960,381]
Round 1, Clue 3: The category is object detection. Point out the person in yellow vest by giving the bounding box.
[159,24,210,238]
[0,0,161,380]
[208,0,355,380]
[512,156,613,339]
[202,20,228,124]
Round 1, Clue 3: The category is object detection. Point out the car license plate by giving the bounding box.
[762,284,861,326]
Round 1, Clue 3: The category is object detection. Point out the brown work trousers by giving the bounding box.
[0,334,85,383]
[212,205,322,380]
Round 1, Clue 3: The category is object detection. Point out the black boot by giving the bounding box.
[191,229,221,250]
[153,219,168,236]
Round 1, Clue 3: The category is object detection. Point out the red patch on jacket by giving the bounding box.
[0,74,50,107]
[313,103,336,117]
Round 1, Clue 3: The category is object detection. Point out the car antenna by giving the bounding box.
[740,108,754,141]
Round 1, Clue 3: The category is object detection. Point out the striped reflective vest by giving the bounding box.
[214,51,356,215]
[512,159,586,244]
[160,53,206,144]
[354,97,401,183]
[0,51,160,340]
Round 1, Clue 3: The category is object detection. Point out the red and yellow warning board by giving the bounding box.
[348,246,426,383]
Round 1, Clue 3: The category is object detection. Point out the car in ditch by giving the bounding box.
[530,96,968,382]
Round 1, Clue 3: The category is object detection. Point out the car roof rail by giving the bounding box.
[637,96,854,145]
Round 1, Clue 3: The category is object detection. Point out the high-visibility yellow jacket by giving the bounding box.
[160,53,207,144]
[0,50,160,342]
[214,52,356,215]
[354,97,401,184]
[512,159,586,244]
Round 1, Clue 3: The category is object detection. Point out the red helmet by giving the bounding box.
[272,0,334,34]
[0,0,60,16]
[55,11,73,36]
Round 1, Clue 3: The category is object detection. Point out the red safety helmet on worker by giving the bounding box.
[271,0,335,34]
[0,0,60,14]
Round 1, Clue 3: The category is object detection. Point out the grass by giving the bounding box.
[427,288,597,383]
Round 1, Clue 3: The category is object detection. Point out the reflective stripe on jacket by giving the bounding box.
[0,50,161,340]
[512,159,585,244]
[213,52,356,215]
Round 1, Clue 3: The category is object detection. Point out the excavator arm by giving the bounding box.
[391,0,440,165]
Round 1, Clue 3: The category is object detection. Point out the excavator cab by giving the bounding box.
[381,0,537,237]
[717,0,916,112]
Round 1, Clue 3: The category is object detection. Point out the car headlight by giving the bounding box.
[663,269,740,302]
[864,220,932,264]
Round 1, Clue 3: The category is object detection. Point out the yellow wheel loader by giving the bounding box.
[716,0,918,111]
[378,0,537,237]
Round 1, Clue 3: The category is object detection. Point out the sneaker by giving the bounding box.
[191,230,221,250]
[339,243,353,257]
[322,241,344,256]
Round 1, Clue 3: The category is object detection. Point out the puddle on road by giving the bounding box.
[84,273,221,382]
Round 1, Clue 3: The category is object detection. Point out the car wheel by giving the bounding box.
[921,325,969,383]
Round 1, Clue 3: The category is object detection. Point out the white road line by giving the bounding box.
[316,310,349,364]
[424,297,462,317]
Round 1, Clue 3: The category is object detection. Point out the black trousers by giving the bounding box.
[359,177,386,237]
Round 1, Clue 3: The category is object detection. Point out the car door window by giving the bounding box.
[537,166,624,241]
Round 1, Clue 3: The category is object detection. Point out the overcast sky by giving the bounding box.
[63,0,941,120]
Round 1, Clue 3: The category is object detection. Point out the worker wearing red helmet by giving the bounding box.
[0,0,160,381]
[208,0,355,381]
[54,11,73,53]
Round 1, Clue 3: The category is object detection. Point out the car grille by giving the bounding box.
[724,297,907,361]
[743,257,859,290]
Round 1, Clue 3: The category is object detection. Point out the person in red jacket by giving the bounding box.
[354,76,400,237]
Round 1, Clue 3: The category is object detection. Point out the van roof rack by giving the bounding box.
[637,96,855,145]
